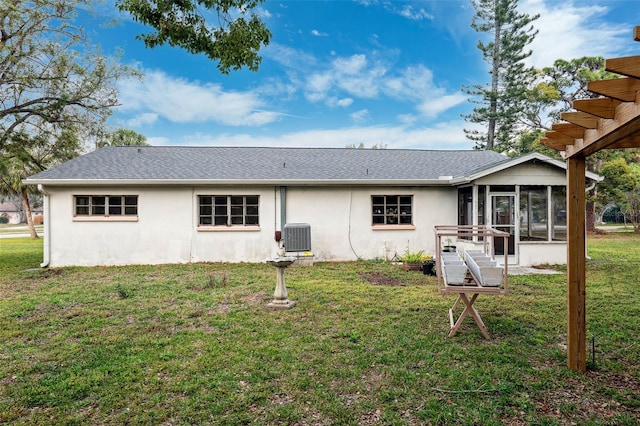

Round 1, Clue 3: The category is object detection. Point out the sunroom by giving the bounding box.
[451,153,601,266]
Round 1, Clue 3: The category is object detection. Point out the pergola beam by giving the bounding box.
[573,98,621,119]
[587,78,640,102]
[606,55,640,78]
[539,138,569,152]
[567,98,640,158]
[561,112,599,129]
[551,123,587,138]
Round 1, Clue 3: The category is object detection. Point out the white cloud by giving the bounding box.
[325,97,354,108]
[146,136,171,146]
[418,93,467,119]
[126,113,158,127]
[260,42,318,71]
[521,0,628,68]
[169,121,474,150]
[117,70,282,126]
[311,29,328,37]
[383,65,437,100]
[398,5,434,21]
[397,114,417,125]
[350,109,370,123]
[300,52,462,119]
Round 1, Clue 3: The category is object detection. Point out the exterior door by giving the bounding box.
[491,194,516,259]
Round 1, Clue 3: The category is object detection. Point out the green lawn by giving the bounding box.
[1,235,638,425]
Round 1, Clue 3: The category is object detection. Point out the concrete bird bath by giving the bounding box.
[266,256,297,309]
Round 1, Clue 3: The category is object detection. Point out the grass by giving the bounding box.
[1,235,639,425]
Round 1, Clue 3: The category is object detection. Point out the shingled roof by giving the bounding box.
[25,146,511,185]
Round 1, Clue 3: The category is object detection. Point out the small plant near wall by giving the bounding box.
[401,250,432,271]
[443,238,457,253]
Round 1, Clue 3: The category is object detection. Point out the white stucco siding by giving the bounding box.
[46,186,194,267]
[518,242,567,266]
[476,163,566,186]
[190,186,279,263]
[284,186,456,261]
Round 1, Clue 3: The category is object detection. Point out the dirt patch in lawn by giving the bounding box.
[359,272,403,286]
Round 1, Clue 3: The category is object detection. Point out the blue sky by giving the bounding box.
[89,0,640,150]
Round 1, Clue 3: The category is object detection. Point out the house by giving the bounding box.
[0,202,22,224]
[0,201,42,224]
[23,146,600,268]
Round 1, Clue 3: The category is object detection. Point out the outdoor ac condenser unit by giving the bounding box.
[284,223,311,252]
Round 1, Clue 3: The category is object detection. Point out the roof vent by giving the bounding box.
[284,223,311,252]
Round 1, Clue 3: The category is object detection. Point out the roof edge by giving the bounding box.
[466,152,603,182]
[24,178,459,187]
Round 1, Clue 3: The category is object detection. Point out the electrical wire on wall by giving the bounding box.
[348,190,362,260]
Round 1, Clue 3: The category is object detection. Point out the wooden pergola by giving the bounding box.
[541,26,640,371]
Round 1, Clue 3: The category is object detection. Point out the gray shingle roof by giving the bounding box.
[25,146,510,183]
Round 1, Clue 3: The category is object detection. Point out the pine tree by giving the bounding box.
[463,0,539,151]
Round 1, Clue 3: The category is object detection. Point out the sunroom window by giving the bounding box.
[519,186,548,241]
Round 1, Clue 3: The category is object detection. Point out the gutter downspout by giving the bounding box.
[37,184,50,268]
[280,186,286,229]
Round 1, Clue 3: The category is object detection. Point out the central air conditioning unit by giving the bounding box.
[284,223,311,252]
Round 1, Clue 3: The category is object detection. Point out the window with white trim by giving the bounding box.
[372,195,413,225]
[74,195,138,217]
[199,195,259,226]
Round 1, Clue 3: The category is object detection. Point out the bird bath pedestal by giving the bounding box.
[266,257,297,309]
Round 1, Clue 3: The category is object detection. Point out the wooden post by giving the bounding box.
[566,156,587,372]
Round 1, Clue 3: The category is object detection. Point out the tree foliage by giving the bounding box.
[520,57,618,130]
[0,0,135,237]
[0,0,135,159]
[597,158,638,209]
[623,162,640,232]
[116,0,271,74]
[463,0,539,152]
[98,128,149,148]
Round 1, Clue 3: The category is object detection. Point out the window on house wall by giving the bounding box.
[457,185,486,240]
[372,195,412,225]
[477,186,485,226]
[519,186,548,241]
[74,195,138,217]
[458,187,472,226]
[458,187,472,239]
[518,185,566,242]
[551,187,566,241]
[199,195,259,226]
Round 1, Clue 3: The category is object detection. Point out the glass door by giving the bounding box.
[491,194,516,259]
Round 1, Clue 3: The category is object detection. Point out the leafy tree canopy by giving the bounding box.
[0,0,136,236]
[98,128,149,148]
[116,0,272,74]
[0,0,137,165]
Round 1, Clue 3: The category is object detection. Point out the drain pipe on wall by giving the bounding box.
[277,186,286,248]
[37,184,51,268]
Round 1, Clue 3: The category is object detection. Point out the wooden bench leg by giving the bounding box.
[448,293,490,339]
